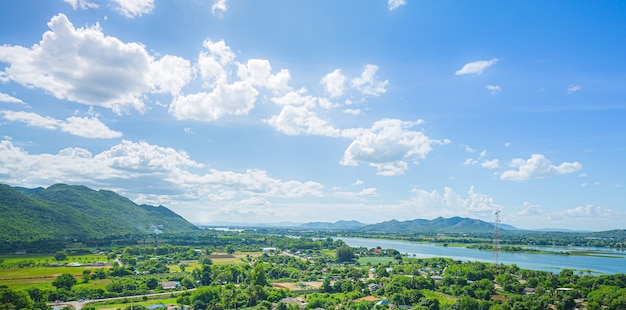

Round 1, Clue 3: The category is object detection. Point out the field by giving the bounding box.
[91,297,178,310]
[0,254,111,290]
[420,290,456,306]
[357,256,396,265]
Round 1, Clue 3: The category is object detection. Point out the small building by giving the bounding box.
[161,281,180,290]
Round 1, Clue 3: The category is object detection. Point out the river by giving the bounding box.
[336,237,626,274]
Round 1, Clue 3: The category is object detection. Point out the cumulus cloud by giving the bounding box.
[515,201,543,216]
[1,110,122,139]
[486,84,501,95]
[170,39,295,122]
[500,154,582,181]
[169,81,259,121]
[265,105,342,137]
[0,14,191,114]
[455,58,499,75]
[112,0,155,18]
[64,0,98,10]
[351,64,389,96]
[321,69,347,98]
[341,119,449,176]
[237,59,291,93]
[567,84,582,94]
[388,0,407,11]
[212,0,228,15]
[0,138,323,205]
[407,186,501,219]
[0,93,24,104]
[481,159,500,169]
[561,205,620,217]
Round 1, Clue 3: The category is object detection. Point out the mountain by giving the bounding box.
[299,220,367,230]
[0,183,197,241]
[359,216,499,233]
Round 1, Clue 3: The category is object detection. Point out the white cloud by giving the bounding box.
[353,179,364,186]
[0,138,323,203]
[112,0,155,18]
[481,158,500,169]
[321,69,347,98]
[0,93,25,104]
[388,0,407,11]
[500,153,582,181]
[561,205,620,218]
[343,108,361,115]
[462,145,475,153]
[515,201,543,216]
[341,118,448,176]
[504,142,512,148]
[212,0,228,15]
[407,186,501,219]
[271,88,319,108]
[149,55,193,96]
[237,59,291,93]
[486,84,501,95]
[463,158,478,166]
[1,110,122,139]
[455,58,499,75]
[169,81,259,121]
[567,84,582,94]
[64,0,98,10]
[0,14,192,114]
[479,150,487,158]
[351,64,389,96]
[265,105,342,137]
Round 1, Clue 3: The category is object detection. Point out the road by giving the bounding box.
[48,288,196,310]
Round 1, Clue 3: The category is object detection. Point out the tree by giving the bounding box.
[52,273,77,290]
[225,245,235,254]
[336,246,355,262]
[54,251,67,261]
[249,264,269,286]
[145,277,159,290]
[0,286,33,309]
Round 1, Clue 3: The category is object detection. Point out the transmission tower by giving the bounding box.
[492,210,501,266]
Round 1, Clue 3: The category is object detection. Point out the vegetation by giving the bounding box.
[0,183,197,243]
[2,182,626,309]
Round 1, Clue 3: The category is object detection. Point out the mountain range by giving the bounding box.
[0,183,197,241]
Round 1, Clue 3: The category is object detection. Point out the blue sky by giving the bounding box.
[1,0,625,230]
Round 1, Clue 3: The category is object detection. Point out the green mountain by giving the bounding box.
[359,216,500,233]
[0,183,197,241]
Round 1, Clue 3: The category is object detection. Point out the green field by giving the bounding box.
[421,289,456,306]
[357,256,396,265]
[91,297,178,309]
[0,254,109,265]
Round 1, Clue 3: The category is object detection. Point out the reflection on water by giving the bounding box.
[337,237,626,274]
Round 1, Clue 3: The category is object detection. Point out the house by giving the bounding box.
[524,287,535,295]
[161,281,180,290]
[368,283,381,292]
[279,297,307,308]
[66,262,82,267]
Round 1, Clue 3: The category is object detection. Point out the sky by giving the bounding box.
[1,0,625,231]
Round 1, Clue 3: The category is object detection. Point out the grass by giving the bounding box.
[357,256,395,265]
[0,265,110,290]
[91,297,178,309]
[0,254,109,265]
[421,290,457,306]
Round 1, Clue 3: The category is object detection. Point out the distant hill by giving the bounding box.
[299,220,367,230]
[0,183,197,241]
[359,216,500,233]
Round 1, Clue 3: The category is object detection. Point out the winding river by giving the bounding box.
[336,237,626,274]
